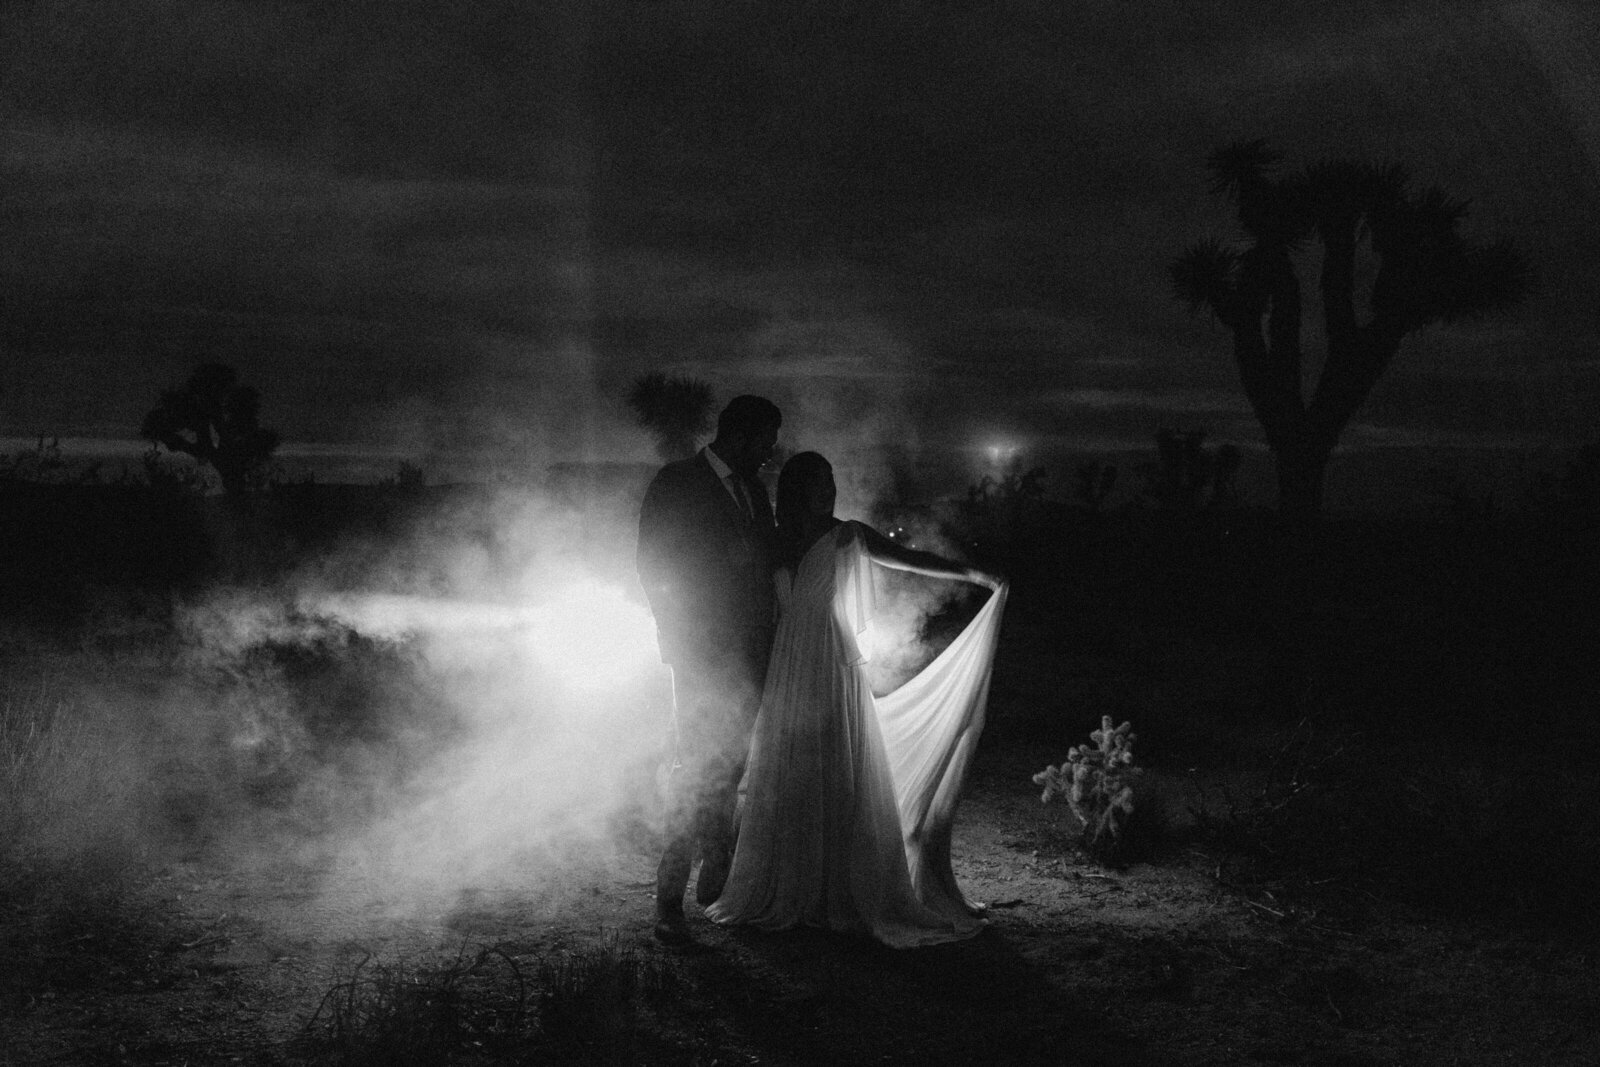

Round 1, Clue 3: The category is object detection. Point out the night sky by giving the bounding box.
[3,0,1598,498]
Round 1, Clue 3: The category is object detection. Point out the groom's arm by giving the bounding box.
[637,468,700,644]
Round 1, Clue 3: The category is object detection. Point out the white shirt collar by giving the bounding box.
[702,446,748,510]
[702,445,734,481]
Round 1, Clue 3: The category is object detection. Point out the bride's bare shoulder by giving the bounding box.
[835,518,873,546]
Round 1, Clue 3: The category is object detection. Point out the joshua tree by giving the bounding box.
[141,362,280,495]
[1171,140,1529,518]
[626,371,715,460]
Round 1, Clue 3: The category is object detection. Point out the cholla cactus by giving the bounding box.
[1033,716,1142,856]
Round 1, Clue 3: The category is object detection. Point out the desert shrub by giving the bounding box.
[957,459,1056,565]
[1191,717,1347,855]
[1033,716,1143,863]
[1186,714,1362,899]
[302,946,527,1066]
[0,435,71,484]
[377,460,427,496]
[139,445,208,497]
[1134,429,1240,510]
[167,608,461,836]
[232,621,438,746]
[535,939,678,1057]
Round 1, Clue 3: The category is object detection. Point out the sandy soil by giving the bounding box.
[5,735,1596,1067]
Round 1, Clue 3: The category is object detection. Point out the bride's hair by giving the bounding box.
[774,451,833,568]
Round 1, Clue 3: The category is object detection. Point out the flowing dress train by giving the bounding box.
[706,521,1007,948]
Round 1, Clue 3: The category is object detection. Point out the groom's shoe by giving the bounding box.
[653,898,692,946]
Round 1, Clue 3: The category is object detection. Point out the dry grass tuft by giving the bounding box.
[298,937,693,1065]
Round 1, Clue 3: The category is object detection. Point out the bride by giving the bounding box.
[706,451,1007,948]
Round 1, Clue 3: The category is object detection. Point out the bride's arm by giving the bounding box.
[856,523,1003,591]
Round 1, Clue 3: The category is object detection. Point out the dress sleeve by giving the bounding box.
[834,522,876,666]
[875,578,1008,916]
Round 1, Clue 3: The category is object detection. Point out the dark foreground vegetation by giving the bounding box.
[926,445,1599,949]
[3,461,1598,1062]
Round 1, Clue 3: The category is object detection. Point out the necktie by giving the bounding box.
[729,475,752,519]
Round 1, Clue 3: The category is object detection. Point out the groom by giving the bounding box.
[636,394,781,944]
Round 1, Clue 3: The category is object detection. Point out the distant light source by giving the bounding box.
[984,440,1022,466]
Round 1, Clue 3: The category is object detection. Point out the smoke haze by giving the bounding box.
[2,443,976,930]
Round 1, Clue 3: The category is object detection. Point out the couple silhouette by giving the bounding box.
[636,396,1007,948]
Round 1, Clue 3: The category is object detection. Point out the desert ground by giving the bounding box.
[4,722,1596,1065]
[3,479,1599,1065]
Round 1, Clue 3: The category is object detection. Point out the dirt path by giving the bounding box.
[5,742,1597,1065]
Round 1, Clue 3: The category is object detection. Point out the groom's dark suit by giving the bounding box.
[637,450,776,669]
[636,449,776,913]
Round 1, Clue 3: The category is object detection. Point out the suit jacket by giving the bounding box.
[636,451,777,666]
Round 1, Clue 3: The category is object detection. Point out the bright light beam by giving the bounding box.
[525,576,660,691]
[307,577,661,694]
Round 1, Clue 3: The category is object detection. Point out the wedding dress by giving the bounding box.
[706,521,1007,947]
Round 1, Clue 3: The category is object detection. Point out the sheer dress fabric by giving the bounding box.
[706,522,1007,947]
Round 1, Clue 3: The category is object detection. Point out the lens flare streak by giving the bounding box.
[306,577,660,693]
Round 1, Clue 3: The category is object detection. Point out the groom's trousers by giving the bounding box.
[657,630,769,913]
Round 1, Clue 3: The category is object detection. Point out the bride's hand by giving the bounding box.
[965,567,1004,591]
